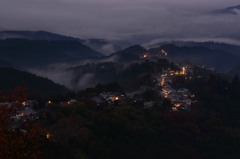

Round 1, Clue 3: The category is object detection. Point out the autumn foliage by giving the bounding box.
[0,86,29,102]
[0,102,46,159]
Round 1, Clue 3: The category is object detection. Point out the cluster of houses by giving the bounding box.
[45,93,125,108]
[0,100,39,122]
[140,49,168,60]
[86,65,197,111]
[0,100,40,131]
[200,65,215,72]
[11,100,39,121]
[158,67,194,111]
[45,99,79,107]
[91,92,126,106]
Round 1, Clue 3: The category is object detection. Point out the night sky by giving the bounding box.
[0,0,240,44]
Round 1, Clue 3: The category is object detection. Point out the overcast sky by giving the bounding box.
[0,0,240,43]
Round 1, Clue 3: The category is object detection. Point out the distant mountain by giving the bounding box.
[185,42,240,58]
[212,5,240,15]
[0,30,80,41]
[106,45,147,63]
[0,67,68,96]
[175,41,240,57]
[149,44,240,72]
[66,60,164,90]
[0,39,103,68]
[103,43,240,73]
[147,41,240,58]
[82,39,122,55]
[0,31,123,55]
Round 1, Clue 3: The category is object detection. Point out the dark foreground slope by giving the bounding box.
[0,67,68,96]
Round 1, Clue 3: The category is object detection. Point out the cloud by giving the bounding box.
[0,0,240,44]
[27,65,95,91]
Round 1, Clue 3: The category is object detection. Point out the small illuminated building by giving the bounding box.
[68,99,78,104]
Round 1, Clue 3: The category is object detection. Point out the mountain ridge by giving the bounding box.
[212,4,240,15]
[0,30,122,55]
[0,67,69,96]
[0,30,80,41]
[151,44,240,72]
[0,38,103,68]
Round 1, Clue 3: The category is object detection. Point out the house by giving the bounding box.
[13,108,36,120]
[68,99,78,104]
[22,100,38,107]
[144,101,154,109]
[91,96,105,105]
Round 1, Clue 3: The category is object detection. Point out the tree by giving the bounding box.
[0,105,47,159]
[10,86,29,102]
[230,75,240,98]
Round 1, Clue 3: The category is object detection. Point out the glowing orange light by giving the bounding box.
[174,103,181,107]
[46,133,52,139]
[182,67,186,75]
